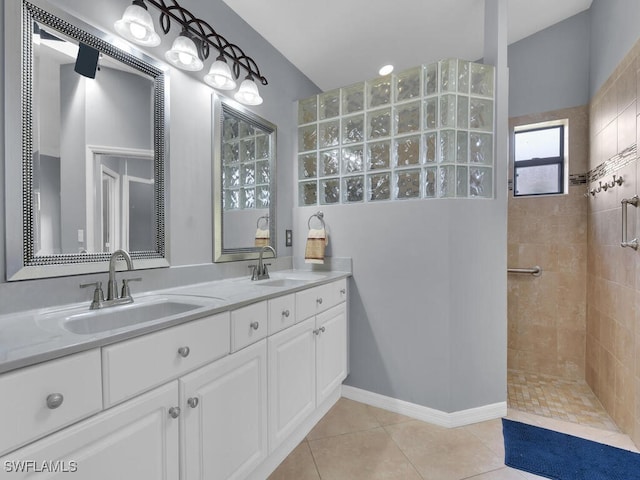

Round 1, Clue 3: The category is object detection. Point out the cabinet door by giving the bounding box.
[267,317,316,453]
[316,304,347,405]
[180,340,267,480]
[0,382,179,480]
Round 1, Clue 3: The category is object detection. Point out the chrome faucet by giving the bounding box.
[80,249,141,309]
[250,245,276,280]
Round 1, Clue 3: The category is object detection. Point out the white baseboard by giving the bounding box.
[341,385,507,428]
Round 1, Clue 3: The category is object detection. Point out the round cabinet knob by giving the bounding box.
[320,326,326,333]
[46,393,64,409]
[187,397,199,408]
[313,329,320,335]
[250,321,260,330]
[340,288,346,295]
[317,297,323,305]
[282,309,290,318]
[168,406,181,419]
[178,346,190,358]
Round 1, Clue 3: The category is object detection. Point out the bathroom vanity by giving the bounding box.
[0,272,349,479]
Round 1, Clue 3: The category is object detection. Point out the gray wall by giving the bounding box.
[508,11,590,117]
[0,0,319,312]
[589,0,640,96]
[292,0,509,413]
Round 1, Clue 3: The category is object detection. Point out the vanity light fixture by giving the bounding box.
[204,55,237,90]
[114,0,268,105]
[234,75,263,105]
[114,0,161,47]
[165,29,203,71]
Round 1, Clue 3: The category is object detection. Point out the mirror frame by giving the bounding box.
[212,95,277,262]
[4,0,170,280]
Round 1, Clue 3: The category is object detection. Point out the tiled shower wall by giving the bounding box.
[586,38,640,446]
[507,106,589,380]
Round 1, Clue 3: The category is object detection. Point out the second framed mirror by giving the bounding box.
[213,96,276,262]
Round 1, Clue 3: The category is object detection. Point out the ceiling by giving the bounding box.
[222,0,593,92]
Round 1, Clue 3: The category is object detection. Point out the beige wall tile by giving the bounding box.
[617,64,637,114]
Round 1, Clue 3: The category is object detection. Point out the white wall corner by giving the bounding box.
[341,385,507,428]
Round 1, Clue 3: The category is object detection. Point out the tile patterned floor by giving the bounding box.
[268,395,638,480]
[507,369,619,431]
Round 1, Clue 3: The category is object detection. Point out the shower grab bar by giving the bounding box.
[507,266,542,277]
[621,195,639,250]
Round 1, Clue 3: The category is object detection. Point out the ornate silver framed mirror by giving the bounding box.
[4,0,169,280]
[213,95,276,262]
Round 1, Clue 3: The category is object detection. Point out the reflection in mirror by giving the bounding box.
[5,0,168,280]
[213,96,276,262]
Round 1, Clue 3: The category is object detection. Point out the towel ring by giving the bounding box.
[308,211,325,230]
[256,215,269,229]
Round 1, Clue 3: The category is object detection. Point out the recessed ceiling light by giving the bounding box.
[378,64,394,76]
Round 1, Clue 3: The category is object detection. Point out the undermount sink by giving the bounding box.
[37,295,224,336]
[255,278,308,288]
[63,300,199,335]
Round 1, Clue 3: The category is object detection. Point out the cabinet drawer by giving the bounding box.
[268,294,296,335]
[102,313,230,407]
[231,301,268,352]
[296,279,347,320]
[0,349,102,456]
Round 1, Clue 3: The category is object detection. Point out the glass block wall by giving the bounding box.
[297,59,495,205]
[222,111,271,210]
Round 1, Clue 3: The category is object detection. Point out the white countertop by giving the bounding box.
[0,269,350,375]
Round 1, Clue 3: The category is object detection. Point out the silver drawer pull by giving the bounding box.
[250,321,260,330]
[187,397,199,408]
[168,406,181,418]
[313,326,326,335]
[282,309,290,318]
[46,393,64,409]
[178,346,190,358]
[316,297,323,305]
[340,288,346,295]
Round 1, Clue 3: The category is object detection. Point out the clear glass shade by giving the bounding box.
[165,34,204,71]
[204,58,237,90]
[234,77,263,106]
[114,3,160,47]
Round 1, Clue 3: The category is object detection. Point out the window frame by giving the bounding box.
[513,121,567,197]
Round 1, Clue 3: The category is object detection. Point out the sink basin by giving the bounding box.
[270,272,327,281]
[63,300,201,335]
[35,294,224,336]
[255,278,308,288]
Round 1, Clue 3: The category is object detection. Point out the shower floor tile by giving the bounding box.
[507,369,619,432]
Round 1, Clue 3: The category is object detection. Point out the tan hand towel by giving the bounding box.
[305,228,328,264]
[255,228,270,247]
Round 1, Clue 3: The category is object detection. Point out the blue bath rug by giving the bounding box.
[502,418,640,480]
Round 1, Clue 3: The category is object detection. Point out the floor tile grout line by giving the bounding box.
[302,438,324,480]
[380,423,427,480]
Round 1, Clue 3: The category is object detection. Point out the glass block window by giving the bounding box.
[222,110,271,210]
[297,59,495,205]
[513,121,566,196]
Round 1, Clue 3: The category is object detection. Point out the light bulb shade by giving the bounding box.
[165,34,204,71]
[204,59,237,90]
[234,77,263,105]
[114,3,160,47]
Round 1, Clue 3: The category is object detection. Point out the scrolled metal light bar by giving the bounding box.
[142,0,267,86]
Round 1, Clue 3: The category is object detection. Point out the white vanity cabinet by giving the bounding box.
[0,381,180,480]
[267,318,316,451]
[102,312,230,407]
[268,279,348,453]
[0,275,349,480]
[180,339,267,480]
[0,349,102,457]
